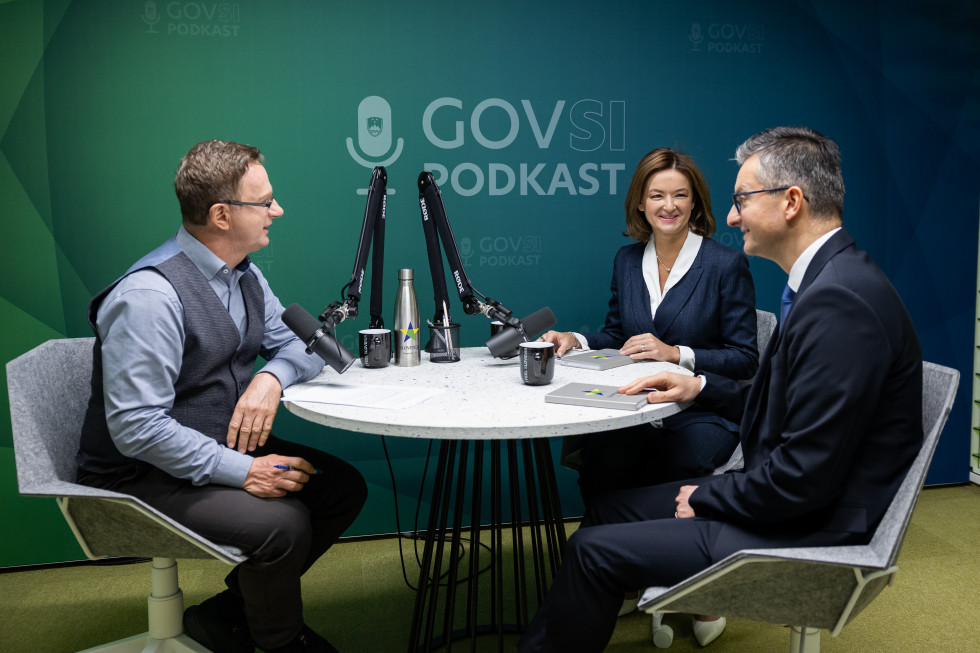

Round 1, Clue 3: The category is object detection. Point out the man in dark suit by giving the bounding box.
[517,126,923,653]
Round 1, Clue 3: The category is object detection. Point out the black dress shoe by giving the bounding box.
[183,593,255,653]
[260,625,339,653]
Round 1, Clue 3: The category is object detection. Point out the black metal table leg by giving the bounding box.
[466,441,483,652]
[408,437,566,652]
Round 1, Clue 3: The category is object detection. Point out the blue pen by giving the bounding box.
[274,464,323,475]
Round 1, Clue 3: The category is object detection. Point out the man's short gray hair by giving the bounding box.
[735,126,844,219]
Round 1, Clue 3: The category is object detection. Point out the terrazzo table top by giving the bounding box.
[284,347,690,439]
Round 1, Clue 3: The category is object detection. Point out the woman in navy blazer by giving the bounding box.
[543,148,758,503]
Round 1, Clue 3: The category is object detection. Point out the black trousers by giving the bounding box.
[78,434,367,649]
[577,418,738,505]
[517,478,714,653]
[517,475,866,653]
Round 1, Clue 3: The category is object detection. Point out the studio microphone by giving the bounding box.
[485,306,557,358]
[283,303,356,374]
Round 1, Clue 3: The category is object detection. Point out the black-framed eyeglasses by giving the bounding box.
[731,187,809,214]
[217,199,275,209]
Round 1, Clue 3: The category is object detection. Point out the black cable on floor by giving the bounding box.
[381,435,491,591]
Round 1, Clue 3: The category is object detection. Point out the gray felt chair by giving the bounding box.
[709,308,777,476]
[8,337,246,653]
[638,360,959,652]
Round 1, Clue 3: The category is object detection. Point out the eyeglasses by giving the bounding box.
[217,199,275,209]
[731,187,809,214]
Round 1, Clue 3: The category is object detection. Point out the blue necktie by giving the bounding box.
[780,284,796,324]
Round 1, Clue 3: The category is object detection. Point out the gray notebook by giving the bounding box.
[559,348,636,371]
[545,383,650,410]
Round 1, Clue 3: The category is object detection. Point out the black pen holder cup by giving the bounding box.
[427,322,461,363]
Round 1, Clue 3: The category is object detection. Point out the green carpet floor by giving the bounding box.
[1,484,978,652]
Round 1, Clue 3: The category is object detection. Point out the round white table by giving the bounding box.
[283,347,689,652]
[284,347,688,437]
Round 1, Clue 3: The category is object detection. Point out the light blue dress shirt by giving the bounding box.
[96,227,323,488]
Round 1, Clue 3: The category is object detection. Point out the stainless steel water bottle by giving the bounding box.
[393,268,421,366]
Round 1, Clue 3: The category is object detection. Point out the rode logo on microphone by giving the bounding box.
[453,270,465,294]
[419,198,430,221]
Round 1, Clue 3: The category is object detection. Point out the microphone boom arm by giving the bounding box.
[417,171,515,323]
[319,166,388,331]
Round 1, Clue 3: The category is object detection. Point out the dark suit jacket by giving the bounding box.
[581,237,758,433]
[691,228,923,555]
[584,237,758,380]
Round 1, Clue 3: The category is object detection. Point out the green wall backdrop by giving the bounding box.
[2,0,978,566]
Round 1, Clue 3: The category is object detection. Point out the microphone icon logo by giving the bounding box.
[347,96,404,194]
[689,23,703,51]
[142,1,161,33]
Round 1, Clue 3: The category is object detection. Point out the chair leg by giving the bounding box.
[789,626,820,653]
[78,633,211,652]
[147,557,184,640]
[651,612,674,648]
[78,557,210,653]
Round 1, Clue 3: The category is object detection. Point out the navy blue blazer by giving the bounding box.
[584,237,758,380]
[692,229,923,555]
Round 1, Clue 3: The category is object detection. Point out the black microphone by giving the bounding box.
[283,303,356,374]
[485,306,557,358]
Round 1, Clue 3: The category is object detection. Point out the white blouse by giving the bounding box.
[575,231,702,371]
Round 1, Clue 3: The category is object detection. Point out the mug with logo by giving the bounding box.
[519,341,556,385]
[359,329,392,368]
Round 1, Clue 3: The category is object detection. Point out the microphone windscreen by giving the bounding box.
[283,303,322,342]
[520,306,558,337]
[282,303,356,374]
[485,306,557,358]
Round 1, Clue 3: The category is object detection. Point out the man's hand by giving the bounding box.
[228,372,282,453]
[620,333,680,364]
[242,455,317,498]
[675,485,699,518]
[539,330,580,357]
[618,371,703,404]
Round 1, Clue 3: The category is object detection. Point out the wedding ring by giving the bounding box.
[641,344,646,351]
[674,511,679,518]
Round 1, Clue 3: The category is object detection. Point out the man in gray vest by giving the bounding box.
[77,140,366,653]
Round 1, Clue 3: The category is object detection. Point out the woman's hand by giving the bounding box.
[620,333,680,363]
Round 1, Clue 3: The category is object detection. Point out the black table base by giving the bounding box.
[408,438,567,652]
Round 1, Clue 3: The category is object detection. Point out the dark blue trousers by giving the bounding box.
[577,418,738,505]
[518,478,719,652]
[518,473,868,652]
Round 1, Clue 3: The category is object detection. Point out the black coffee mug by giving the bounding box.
[359,329,392,368]
[519,341,555,385]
